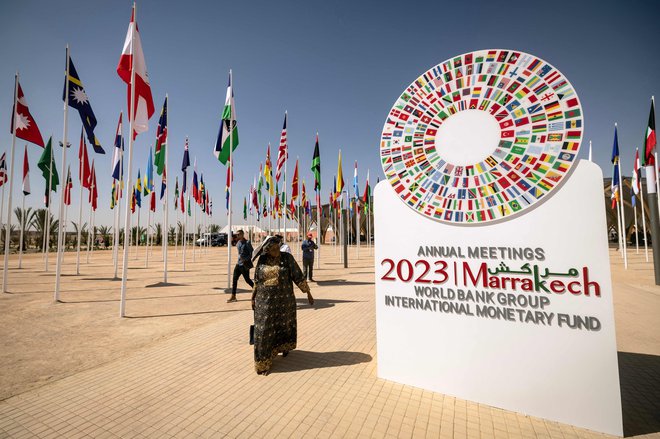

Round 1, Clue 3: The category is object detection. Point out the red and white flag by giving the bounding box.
[275,113,287,182]
[0,152,8,187]
[150,191,156,212]
[64,166,73,206]
[78,128,91,189]
[22,145,30,195]
[11,81,44,147]
[117,5,155,139]
[89,161,98,211]
[645,98,656,166]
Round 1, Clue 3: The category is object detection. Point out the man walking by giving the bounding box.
[301,232,318,281]
[228,229,254,302]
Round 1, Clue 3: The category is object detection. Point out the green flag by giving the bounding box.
[214,73,239,165]
[311,134,321,191]
[243,197,247,220]
[37,137,59,192]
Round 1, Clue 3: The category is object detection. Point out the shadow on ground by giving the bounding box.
[271,350,372,373]
[125,308,251,318]
[296,297,362,310]
[619,351,660,437]
[315,279,374,286]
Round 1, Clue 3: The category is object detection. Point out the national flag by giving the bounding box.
[302,180,307,208]
[111,112,124,181]
[160,167,167,202]
[199,173,205,207]
[150,191,156,212]
[214,72,239,165]
[89,160,98,211]
[632,149,641,197]
[117,5,155,138]
[22,145,30,195]
[65,54,103,153]
[276,113,287,182]
[144,146,154,195]
[181,137,190,193]
[611,126,620,209]
[225,164,231,210]
[154,96,167,175]
[78,128,91,189]
[192,158,199,202]
[131,189,136,213]
[311,133,321,191]
[336,150,344,199]
[63,166,73,206]
[111,180,116,209]
[274,186,281,217]
[135,169,143,207]
[243,197,247,220]
[187,197,191,217]
[291,159,299,203]
[257,163,263,205]
[0,153,7,187]
[11,79,44,147]
[252,176,259,211]
[174,176,179,210]
[37,137,59,195]
[363,170,371,212]
[644,99,656,166]
[353,161,359,201]
[264,144,274,195]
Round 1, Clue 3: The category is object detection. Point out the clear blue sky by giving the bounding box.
[0,0,658,227]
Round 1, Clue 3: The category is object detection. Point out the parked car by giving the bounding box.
[196,232,237,247]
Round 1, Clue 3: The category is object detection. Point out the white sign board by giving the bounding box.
[375,160,622,436]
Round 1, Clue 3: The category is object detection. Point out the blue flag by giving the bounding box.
[64,54,104,154]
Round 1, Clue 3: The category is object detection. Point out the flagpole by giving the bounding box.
[634,201,639,254]
[655,150,660,220]
[183,191,187,271]
[76,146,84,275]
[120,2,137,318]
[45,138,54,272]
[284,114,287,245]
[640,175,649,262]
[87,187,93,263]
[193,171,197,263]
[18,176,25,269]
[146,201,151,268]
[163,94,169,283]
[54,46,72,300]
[113,116,124,279]
[113,181,120,276]
[226,70,233,290]
[91,209,95,259]
[588,140,592,162]
[616,136,627,269]
[2,73,20,293]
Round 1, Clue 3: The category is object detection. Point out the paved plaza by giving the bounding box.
[0,245,658,438]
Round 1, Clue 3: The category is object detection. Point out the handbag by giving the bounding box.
[249,324,255,345]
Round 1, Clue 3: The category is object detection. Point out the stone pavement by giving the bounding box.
[0,246,659,438]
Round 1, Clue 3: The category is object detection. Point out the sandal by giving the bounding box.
[226,296,237,303]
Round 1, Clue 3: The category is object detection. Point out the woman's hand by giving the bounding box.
[307,292,314,306]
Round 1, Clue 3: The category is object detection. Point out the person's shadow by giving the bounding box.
[618,351,660,437]
[270,350,372,373]
[296,297,362,310]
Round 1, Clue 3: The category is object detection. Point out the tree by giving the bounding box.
[154,223,162,246]
[98,226,112,248]
[31,209,59,250]
[209,224,220,234]
[168,226,175,245]
[14,207,35,251]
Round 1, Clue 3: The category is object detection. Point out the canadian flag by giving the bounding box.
[11,81,44,147]
[117,5,154,139]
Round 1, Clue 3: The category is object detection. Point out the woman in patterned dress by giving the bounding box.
[251,236,314,375]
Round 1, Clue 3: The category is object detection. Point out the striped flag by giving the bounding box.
[117,4,155,138]
[632,149,641,204]
[311,134,321,191]
[336,150,344,200]
[63,166,73,206]
[154,97,167,175]
[644,99,656,166]
[181,137,190,193]
[363,170,371,213]
[111,112,124,181]
[214,72,238,165]
[276,113,287,182]
[611,126,620,209]
[0,153,9,187]
[264,144,274,195]
[22,145,30,195]
[353,161,359,201]
[78,128,91,189]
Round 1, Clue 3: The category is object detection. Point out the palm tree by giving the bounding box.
[14,207,35,251]
[209,224,220,234]
[168,226,175,245]
[154,223,162,246]
[71,222,88,248]
[31,209,59,250]
[98,225,112,248]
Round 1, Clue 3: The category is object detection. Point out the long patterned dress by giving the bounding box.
[253,251,310,373]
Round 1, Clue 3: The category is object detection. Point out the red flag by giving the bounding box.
[291,159,299,202]
[150,191,156,212]
[78,128,91,189]
[180,190,185,214]
[131,189,136,213]
[0,153,9,187]
[22,145,30,195]
[117,5,155,139]
[275,113,287,181]
[645,99,656,166]
[63,166,73,206]
[11,80,44,147]
[88,161,98,211]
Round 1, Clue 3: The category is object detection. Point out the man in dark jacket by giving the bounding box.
[228,230,254,302]
[301,232,318,281]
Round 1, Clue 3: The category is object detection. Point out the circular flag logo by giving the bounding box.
[380,49,583,225]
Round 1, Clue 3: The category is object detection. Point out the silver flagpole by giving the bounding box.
[45,136,54,272]
[18,166,25,269]
[163,94,169,283]
[119,2,137,318]
[226,69,233,290]
[2,73,20,293]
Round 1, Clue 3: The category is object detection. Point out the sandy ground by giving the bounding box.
[0,243,658,436]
